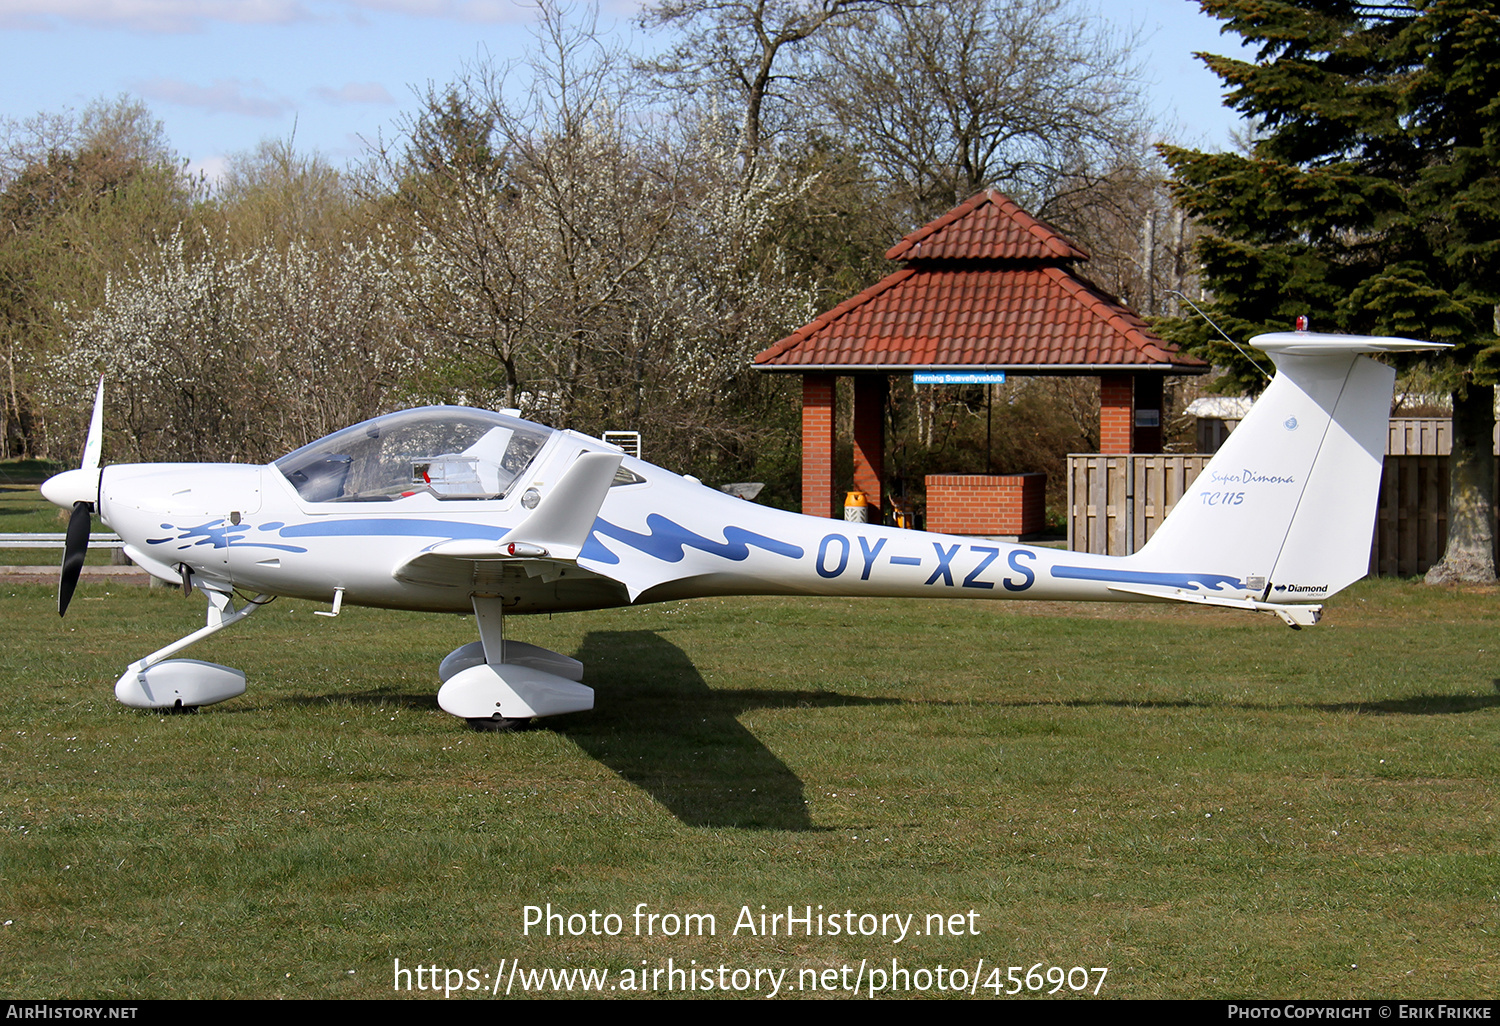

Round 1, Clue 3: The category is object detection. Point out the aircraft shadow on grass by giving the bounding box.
[981,693,1500,716]
[560,629,894,831]
[296,629,894,831]
[1306,694,1500,716]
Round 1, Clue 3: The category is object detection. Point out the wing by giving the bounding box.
[393,450,630,605]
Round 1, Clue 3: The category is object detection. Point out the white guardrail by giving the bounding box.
[0,533,125,549]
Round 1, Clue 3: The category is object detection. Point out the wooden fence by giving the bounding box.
[1369,456,1449,576]
[1065,455,1211,557]
[1067,440,1480,576]
[1068,418,1499,574]
[1385,417,1452,456]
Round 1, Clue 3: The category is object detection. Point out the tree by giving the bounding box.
[1161,0,1500,583]
[375,5,688,422]
[1040,152,1203,321]
[212,136,357,251]
[811,0,1151,226]
[1400,2,1500,582]
[637,0,900,163]
[366,3,827,487]
[0,97,193,459]
[56,223,424,463]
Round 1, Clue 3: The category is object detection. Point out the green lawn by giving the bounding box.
[0,578,1495,999]
[0,484,125,566]
[0,483,68,534]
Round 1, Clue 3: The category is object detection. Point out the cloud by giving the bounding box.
[184,153,230,186]
[0,1,314,33]
[134,77,293,118]
[0,0,631,32]
[311,82,396,106]
[341,1,535,24]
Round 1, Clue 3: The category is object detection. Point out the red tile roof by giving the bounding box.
[885,190,1089,262]
[756,190,1204,373]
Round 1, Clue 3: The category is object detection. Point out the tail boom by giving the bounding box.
[580,333,1443,628]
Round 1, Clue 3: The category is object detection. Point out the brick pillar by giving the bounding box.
[852,375,886,518]
[1133,374,1164,454]
[1099,373,1134,454]
[801,373,836,518]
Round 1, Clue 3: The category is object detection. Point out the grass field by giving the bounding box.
[1,577,1496,999]
[0,483,121,566]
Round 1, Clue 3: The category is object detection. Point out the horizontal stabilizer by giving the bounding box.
[1252,332,1452,357]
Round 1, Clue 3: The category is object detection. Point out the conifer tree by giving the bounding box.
[1161,0,1500,582]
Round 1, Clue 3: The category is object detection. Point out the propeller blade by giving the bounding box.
[58,501,91,617]
[81,375,104,471]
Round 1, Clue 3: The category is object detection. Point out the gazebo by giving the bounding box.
[753,190,1207,521]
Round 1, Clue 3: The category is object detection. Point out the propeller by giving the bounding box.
[59,500,91,616]
[43,376,105,617]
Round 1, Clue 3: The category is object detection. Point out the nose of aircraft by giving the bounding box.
[40,467,100,509]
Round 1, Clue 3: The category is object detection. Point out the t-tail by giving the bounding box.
[1121,331,1447,625]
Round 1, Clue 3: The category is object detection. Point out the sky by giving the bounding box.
[1,0,1258,184]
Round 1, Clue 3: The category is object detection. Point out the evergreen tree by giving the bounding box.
[1161,0,1500,582]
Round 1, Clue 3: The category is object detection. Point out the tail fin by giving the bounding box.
[1135,332,1447,603]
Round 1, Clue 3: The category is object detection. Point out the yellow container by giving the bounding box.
[844,489,869,523]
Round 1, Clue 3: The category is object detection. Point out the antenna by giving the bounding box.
[1166,290,1272,384]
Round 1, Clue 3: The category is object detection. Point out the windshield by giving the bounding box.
[274,407,554,502]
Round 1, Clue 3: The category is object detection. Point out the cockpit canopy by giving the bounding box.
[275,407,553,502]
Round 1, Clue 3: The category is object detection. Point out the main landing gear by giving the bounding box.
[436,597,592,731]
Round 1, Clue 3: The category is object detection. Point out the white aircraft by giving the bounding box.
[41,331,1443,729]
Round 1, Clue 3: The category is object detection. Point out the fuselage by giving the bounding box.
[88,410,1254,617]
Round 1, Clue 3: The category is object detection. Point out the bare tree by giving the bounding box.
[366,4,693,426]
[378,3,824,452]
[391,94,533,411]
[348,7,836,491]
[637,0,903,162]
[811,0,1152,224]
[1041,155,1202,320]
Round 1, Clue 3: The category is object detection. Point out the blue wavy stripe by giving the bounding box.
[1049,565,1244,592]
[149,517,510,554]
[277,519,506,540]
[147,520,308,554]
[581,514,803,567]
